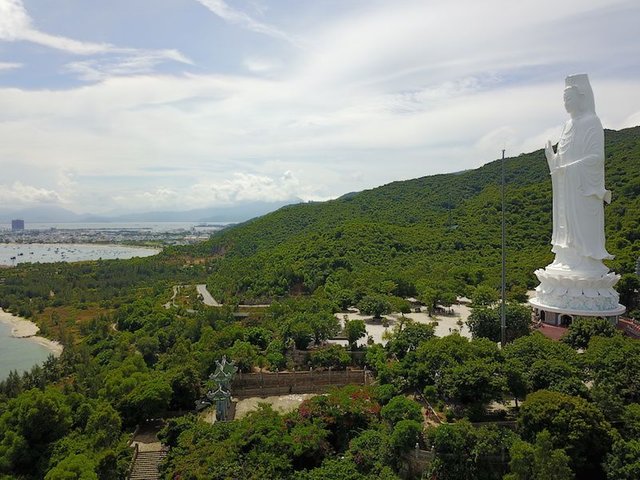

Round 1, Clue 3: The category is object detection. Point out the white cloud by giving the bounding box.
[0,0,111,54]
[134,187,180,209]
[108,172,305,211]
[376,76,501,115]
[64,52,192,81]
[0,0,30,40]
[0,61,21,71]
[476,127,518,154]
[1,72,639,212]
[243,56,282,74]
[292,0,635,94]
[189,173,298,204]
[0,0,190,70]
[282,170,294,181]
[195,0,299,45]
[623,111,640,129]
[0,181,64,206]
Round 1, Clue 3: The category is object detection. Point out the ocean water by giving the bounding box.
[0,322,53,380]
[0,243,160,266]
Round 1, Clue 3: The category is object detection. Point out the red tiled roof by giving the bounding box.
[536,323,568,341]
[617,318,640,339]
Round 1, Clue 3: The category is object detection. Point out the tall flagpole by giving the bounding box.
[501,149,506,347]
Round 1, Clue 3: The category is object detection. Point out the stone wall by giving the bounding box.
[232,369,372,398]
[406,449,435,478]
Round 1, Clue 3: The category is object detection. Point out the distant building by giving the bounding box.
[11,219,25,231]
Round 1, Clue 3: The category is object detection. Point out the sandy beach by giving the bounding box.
[0,308,63,356]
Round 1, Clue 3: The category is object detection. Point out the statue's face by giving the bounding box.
[564,86,583,115]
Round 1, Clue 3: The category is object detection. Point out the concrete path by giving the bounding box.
[195,283,270,308]
[163,285,180,309]
[196,284,221,306]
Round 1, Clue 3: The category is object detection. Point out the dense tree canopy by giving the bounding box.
[467,302,532,343]
[561,316,618,349]
[518,390,615,478]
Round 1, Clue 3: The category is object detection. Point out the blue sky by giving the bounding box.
[1,0,640,214]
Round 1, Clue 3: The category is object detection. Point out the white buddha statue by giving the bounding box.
[544,74,612,276]
[530,74,624,317]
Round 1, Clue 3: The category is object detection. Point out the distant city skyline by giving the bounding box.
[1,0,640,214]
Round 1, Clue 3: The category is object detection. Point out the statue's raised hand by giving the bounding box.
[545,140,556,166]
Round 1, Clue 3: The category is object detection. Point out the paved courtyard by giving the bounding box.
[331,302,473,347]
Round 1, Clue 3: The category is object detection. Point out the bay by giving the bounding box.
[3,221,198,232]
[0,242,153,379]
[0,243,160,266]
[0,320,54,381]
[0,223,193,381]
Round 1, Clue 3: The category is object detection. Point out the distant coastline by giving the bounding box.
[0,308,63,356]
[0,242,161,267]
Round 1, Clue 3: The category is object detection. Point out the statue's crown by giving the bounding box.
[564,73,595,113]
[565,74,590,91]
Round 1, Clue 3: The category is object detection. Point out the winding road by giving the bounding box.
[196,284,221,307]
[165,283,269,309]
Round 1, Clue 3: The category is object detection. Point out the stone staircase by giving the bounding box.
[129,448,167,480]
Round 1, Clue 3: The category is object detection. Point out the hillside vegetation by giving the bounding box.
[0,128,639,480]
[194,127,640,305]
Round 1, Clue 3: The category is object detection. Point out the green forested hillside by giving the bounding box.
[194,127,640,304]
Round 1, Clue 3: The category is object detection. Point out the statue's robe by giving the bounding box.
[551,113,612,260]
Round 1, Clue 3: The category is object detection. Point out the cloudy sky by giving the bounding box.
[1,0,639,214]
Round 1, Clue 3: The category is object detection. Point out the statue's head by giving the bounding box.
[564,74,595,116]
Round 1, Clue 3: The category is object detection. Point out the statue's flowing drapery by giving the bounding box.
[550,113,612,261]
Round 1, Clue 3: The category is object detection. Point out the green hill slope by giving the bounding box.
[193,127,640,304]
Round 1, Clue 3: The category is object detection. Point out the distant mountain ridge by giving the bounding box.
[0,199,301,224]
[0,205,83,223]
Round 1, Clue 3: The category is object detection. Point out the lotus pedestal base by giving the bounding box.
[529,267,625,327]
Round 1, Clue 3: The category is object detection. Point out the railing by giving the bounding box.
[127,424,141,446]
[126,443,139,480]
[414,389,442,424]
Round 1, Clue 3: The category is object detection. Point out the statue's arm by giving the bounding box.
[559,152,602,169]
[545,140,557,171]
[562,152,609,202]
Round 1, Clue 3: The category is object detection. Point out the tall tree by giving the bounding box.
[518,390,614,478]
[506,430,574,480]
